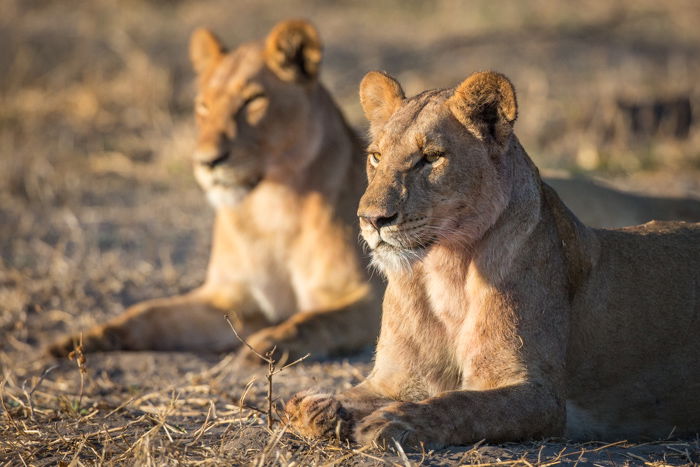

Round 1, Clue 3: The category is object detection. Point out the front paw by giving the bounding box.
[46,325,123,358]
[355,403,441,450]
[285,390,354,440]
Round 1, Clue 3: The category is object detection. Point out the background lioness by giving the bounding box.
[286,71,700,448]
[49,20,382,360]
[48,19,700,359]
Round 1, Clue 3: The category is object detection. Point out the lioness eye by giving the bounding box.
[368,152,382,167]
[424,152,444,164]
[243,92,265,106]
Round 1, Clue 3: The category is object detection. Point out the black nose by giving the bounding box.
[361,212,398,230]
[201,150,230,169]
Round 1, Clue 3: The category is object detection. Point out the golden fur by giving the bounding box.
[49,19,700,361]
[285,71,700,449]
[49,20,381,360]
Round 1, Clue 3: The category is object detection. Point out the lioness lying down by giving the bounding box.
[49,20,382,360]
[49,19,700,361]
[285,71,700,448]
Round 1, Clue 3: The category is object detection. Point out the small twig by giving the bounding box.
[67,333,87,413]
[0,379,21,431]
[273,353,312,375]
[666,425,677,439]
[225,316,270,363]
[104,395,139,418]
[225,315,310,429]
[393,438,412,467]
[47,416,148,446]
[320,445,374,467]
[265,347,275,429]
[238,376,257,415]
[21,365,57,420]
[187,400,213,446]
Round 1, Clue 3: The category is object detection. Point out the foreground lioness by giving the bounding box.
[285,71,700,448]
[49,19,700,359]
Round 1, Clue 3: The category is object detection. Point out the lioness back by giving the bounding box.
[547,175,700,228]
[566,219,700,438]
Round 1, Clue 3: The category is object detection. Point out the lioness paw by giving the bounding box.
[355,403,441,450]
[46,326,123,358]
[285,390,353,440]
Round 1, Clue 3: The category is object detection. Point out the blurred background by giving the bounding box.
[2,0,700,348]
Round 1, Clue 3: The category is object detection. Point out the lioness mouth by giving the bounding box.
[375,230,436,252]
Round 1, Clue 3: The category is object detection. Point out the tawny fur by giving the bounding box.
[285,70,700,449]
[48,20,700,360]
[48,20,381,361]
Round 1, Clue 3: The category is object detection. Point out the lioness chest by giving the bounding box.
[225,184,365,321]
[417,257,514,393]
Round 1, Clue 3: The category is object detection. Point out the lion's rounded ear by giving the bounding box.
[359,71,405,130]
[448,71,517,150]
[265,19,322,83]
[190,28,225,75]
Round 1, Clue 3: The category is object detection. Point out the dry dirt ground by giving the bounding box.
[1,1,700,465]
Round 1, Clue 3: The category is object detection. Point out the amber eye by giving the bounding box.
[424,152,444,164]
[242,92,266,107]
[368,152,382,167]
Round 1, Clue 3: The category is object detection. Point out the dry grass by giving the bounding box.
[2,352,697,466]
[1,0,700,465]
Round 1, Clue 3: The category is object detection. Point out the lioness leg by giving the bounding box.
[355,384,564,449]
[48,286,262,356]
[239,293,382,364]
[284,321,421,440]
[287,382,563,449]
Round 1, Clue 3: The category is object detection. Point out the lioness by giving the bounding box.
[285,71,700,448]
[49,20,382,360]
[49,19,700,360]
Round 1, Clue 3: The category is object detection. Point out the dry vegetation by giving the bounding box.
[1,0,699,465]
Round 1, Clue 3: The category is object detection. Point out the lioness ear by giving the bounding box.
[359,71,405,131]
[265,19,322,83]
[448,71,517,150]
[190,28,225,75]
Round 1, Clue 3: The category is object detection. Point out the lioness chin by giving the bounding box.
[285,71,700,449]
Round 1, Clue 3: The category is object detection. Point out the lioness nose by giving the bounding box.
[359,212,398,230]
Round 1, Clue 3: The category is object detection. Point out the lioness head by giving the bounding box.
[189,20,323,207]
[357,71,519,273]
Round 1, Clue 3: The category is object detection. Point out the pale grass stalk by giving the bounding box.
[225,315,309,429]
